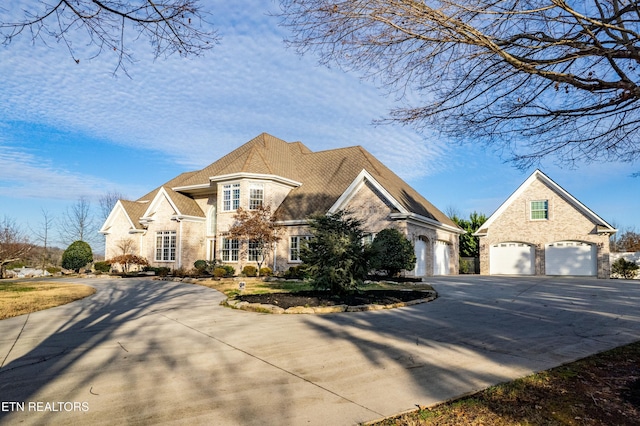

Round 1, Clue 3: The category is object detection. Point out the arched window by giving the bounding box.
[207,205,217,236]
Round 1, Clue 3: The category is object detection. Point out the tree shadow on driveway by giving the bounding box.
[0,278,307,425]
[292,276,640,417]
[2,276,640,425]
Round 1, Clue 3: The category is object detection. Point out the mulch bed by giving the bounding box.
[235,290,432,309]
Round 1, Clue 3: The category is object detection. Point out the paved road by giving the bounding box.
[1,276,639,425]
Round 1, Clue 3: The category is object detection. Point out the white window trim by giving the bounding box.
[222,238,239,262]
[248,240,262,262]
[249,183,264,210]
[155,231,176,262]
[530,200,549,220]
[223,183,241,212]
[290,236,311,262]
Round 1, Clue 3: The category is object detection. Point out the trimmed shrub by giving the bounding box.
[222,265,235,277]
[370,228,416,277]
[259,267,273,277]
[283,265,308,280]
[612,257,639,279]
[61,241,93,272]
[213,267,227,278]
[242,265,258,277]
[94,261,111,273]
[194,259,208,273]
[46,266,61,275]
[172,267,188,277]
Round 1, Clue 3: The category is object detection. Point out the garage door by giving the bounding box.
[545,241,596,276]
[434,240,450,275]
[490,242,535,275]
[414,238,427,276]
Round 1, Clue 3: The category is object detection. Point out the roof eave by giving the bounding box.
[391,213,465,234]
[209,173,302,187]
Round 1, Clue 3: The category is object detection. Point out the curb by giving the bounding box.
[222,290,437,314]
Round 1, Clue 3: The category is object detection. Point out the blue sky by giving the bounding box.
[1,1,638,251]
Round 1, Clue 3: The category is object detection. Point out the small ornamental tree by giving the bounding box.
[301,211,370,295]
[227,206,281,275]
[107,254,149,273]
[370,228,416,277]
[61,240,93,272]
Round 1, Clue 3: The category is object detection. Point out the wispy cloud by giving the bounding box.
[0,142,135,200]
[0,2,445,182]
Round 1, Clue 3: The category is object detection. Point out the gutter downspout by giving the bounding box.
[273,241,277,272]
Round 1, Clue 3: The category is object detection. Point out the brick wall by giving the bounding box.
[479,179,611,278]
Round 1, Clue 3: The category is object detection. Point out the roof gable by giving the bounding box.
[329,169,407,214]
[475,169,616,236]
[274,144,460,230]
[142,187,204,220]
[99,200,137,234]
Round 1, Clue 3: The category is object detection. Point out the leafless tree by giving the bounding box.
[115,237,137,255]
[616,227,640,252]
[99,191,124,222]
[31,209,55,271]
[59,196,98,245]
[280,0,640,168]
[1,1,218,74]
[0,216,33,278]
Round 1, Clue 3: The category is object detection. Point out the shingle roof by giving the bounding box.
[119,200,149,230]
[117,133,457,230]
[275,144,456,227]
[175,133,308,187]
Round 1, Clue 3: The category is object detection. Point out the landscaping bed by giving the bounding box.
[234,289,435,309]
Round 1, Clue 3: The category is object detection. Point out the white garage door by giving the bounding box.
[434,240,450,276]
[545,241,596,276]
[414,238,427,276]
[490,242,535,275]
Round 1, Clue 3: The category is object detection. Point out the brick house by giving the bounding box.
[474,170,616,278]
[100,133,463,276]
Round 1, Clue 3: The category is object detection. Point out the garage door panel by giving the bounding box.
[414,239,427,276]
[490,243,534,275]
[545,242,596,276]
[434,241,450,276]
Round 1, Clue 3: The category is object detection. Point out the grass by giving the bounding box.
[372,341,640,426]
[0,281,96,320]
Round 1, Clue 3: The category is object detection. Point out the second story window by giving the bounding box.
[223,183,240,211]
[249,183,264,210]
[530,200,548,220]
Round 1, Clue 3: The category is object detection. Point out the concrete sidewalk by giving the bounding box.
[1,276,639,425]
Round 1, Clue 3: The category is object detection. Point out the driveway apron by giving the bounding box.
[1,276,639,425]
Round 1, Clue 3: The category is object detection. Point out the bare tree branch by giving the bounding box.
[279,0,640,168]
[31,209,56,272]
[98,191,125,222]
[58,196,98,246]
[1,1,218,74]
[0,216,33,278]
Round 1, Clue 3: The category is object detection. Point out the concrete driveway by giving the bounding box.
[1,276,639,425]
